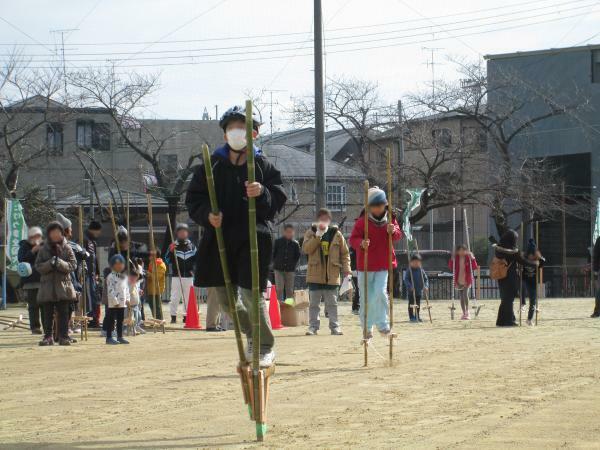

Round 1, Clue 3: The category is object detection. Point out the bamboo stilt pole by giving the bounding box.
[463,208,481,318]
[519,222,524,327]
[450,207,456,318]
[146,195,160,321]
[413,239,433,323]
[202,144,247,365]
[536,221,540,325]
[77,206,89,340]
[125,195,136,336]
[245,100,268,441]
[362,180,370,367]
[386,148,395,362]
[166,213,187,317]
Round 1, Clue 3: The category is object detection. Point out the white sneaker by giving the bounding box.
[305,327,317,336]
[259,350,275,367]
[135,326,146,334]
[526,319,534,326]
[521,305,527,312]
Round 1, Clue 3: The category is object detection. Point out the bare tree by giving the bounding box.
[407,59,590,235]
[289,76,396,179]
[68,67,214,249]
[0,51,64,208]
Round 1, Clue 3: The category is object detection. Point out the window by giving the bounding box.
[118,127,142,147]
[76,120,111,151]
[593,50,600,83]
[160,154,178,173]
[326,183,346,212]
[432,128,452,148]
[46,123,63,156]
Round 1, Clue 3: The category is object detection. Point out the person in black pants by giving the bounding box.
[521,239,545,326]
[34,221,77,346]
[493,230,539,327]
[17,227,44,334]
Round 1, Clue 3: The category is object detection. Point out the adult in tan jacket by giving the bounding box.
[302,208,351,335]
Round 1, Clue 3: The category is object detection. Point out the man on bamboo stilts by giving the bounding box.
[186,105,286,367]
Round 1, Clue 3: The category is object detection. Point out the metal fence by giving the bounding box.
[290,264,596,300]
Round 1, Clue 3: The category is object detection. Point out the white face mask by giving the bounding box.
[226,128,247,151]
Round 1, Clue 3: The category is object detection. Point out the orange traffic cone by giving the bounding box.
[184,286,202,329]
[269,284,284,330]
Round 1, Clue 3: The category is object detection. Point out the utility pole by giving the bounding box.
[397,100,405,207]
[314,0,326,211]
[51,28,78,95]
[215,105,219,120]
[422,45,443,100]
[264,89,285,136]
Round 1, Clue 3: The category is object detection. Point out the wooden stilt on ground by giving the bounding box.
[1,314,29,330]
[362,180,370,367]
[386,148,397,362]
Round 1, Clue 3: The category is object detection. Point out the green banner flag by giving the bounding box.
[6,199,27,271]
[402,188,425,242]
[593,198,600,244]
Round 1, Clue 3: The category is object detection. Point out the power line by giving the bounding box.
[0,0,590,48]
[5,0,594,59]
[11,9,600,69]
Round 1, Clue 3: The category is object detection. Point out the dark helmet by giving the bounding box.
[219,105,262,131]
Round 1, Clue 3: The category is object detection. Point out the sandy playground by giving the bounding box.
[1,298,600,449]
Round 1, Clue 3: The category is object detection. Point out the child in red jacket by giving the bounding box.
[349,187,402,337]
[448,244,479,320]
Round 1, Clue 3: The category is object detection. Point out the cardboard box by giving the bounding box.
[280,290,310,327]
[280,303,309,327]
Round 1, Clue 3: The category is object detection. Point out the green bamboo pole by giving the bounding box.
[386,148,394,362]
[166,213,187,316]
[363,180,369,367]
[201,144,247,365]
[245,100,265,441]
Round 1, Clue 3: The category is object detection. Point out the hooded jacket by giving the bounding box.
[349,211,402,272]
[185,144,286,289]
[17,240,41,286]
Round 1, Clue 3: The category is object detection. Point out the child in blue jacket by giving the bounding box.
[403,254,429,322]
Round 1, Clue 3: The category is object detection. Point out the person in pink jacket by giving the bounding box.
[448,244,479,320]
[349,187,402,337]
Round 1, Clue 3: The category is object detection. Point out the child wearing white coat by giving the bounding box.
[106,254,130,345]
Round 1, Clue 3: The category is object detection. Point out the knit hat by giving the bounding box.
[56,213,72,230]
[46,221,64,235]
[368,187,387,206]
[526,238,537,255]
[88,220,102,231]
[109,254,126,267]
[27,226,43,238]
[410,253,423,261]
[175,223,189,233]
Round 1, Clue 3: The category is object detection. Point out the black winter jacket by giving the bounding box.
[164,239,197,278]
[17,240,41,286]
[272,237,301,272]
[185,145,287,289]
[84,232,100,277]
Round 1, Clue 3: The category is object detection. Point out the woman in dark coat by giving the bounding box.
[494,230,539,327]
[35,222,77,346]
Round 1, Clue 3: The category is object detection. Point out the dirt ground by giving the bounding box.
[1,298,600,449]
